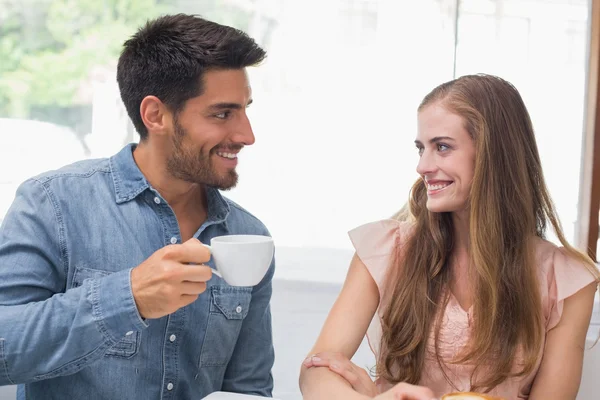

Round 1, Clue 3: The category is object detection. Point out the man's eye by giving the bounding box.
[214,111,231,119]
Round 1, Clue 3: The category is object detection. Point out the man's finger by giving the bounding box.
[163,238,211,264]
[180,281,208,296]
[179,264,214,283]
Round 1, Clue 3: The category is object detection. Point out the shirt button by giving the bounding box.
[125,331,133,336]
[154,197,161,204]
[235,306,242,314]
[170,236,177,244]
[167,382,173,391]
[169,334,176,342]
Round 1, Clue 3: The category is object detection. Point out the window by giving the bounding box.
[456,0,590,244]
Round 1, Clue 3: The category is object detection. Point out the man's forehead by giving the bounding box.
[202,69,251,93]
[178,70,251,111]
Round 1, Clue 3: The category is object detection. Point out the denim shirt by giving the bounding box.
[0,144,275,399]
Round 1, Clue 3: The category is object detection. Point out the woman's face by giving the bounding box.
[415,102,476,214]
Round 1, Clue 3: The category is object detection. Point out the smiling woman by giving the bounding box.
[300,74,600,400]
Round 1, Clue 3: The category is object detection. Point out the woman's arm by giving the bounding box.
[299,254,380,400]
[529,282,597,399]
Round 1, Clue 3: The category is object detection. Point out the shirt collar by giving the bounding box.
[109,143,230,223]
[109,144,149,204]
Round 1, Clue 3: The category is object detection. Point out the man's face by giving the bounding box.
[166,68,255,190]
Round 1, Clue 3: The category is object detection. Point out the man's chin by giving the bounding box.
[212,182,237,191]
[206,172,238,190]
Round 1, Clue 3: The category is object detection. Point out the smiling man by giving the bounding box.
[0,14,274,400]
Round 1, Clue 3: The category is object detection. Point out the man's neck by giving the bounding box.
[132,142,207,215]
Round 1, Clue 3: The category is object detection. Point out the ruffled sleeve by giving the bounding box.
[348,219,408,298]
[545,246,598,331]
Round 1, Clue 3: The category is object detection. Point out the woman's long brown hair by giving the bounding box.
[379,74,600,392]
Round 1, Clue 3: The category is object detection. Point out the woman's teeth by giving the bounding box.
[428,182,451,190]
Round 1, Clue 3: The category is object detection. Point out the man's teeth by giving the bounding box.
[428,182,451,190]
[217,152,237,159]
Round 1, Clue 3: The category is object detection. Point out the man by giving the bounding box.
[0,14,274,399]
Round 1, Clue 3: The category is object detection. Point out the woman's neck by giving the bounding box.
[451,209,470,253]
[449,209,474,310]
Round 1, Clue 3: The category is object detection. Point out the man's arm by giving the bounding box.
[0,179,148,385]
[221,257,275,396]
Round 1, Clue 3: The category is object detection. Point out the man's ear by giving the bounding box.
[140,95,172,139]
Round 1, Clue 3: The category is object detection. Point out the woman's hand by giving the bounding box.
[374,382,437,399]
[303,352,437,399]
[303,351,378,397]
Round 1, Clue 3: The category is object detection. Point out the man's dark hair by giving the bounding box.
[117,14,266,140]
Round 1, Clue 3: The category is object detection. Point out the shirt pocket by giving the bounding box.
[71,266,140,359]
[199,286,252,367]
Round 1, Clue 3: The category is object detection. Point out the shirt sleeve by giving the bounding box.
[546,246,598,331]
[348,219,408,298]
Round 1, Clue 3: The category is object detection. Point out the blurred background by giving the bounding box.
[0,0,599,399]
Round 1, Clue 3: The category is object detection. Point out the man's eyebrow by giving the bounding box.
[207,99,253,111]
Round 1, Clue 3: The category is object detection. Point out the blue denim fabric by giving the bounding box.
[0,144,275,399]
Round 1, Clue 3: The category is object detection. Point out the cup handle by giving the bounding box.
[202,243,222,278]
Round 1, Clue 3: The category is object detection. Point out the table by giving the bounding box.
[202,391,282,400]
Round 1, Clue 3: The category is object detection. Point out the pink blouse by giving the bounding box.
[348,219,597,399]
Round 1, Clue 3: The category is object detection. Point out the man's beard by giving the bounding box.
[166,118,239,190]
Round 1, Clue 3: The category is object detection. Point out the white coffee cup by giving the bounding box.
[203,234,274,286]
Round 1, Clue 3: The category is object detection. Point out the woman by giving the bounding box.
[299,74,600,400]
